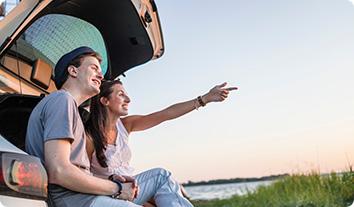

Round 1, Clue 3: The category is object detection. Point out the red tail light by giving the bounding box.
[0,152,47,199]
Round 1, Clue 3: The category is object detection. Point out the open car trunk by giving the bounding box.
[0,0,164,151]
[0,0,164,95]
[38,0,165,79]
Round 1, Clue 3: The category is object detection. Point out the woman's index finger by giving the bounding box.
[225,87,238,91]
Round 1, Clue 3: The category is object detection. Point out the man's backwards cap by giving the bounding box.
[54,46,95,89]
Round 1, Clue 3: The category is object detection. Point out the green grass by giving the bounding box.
[192,169,354,207]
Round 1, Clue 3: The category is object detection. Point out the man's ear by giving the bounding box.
[67,65,78,77]
[100,97,109,106]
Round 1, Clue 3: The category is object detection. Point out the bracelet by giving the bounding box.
[109,175,122,198]
[193,98,200,110]
[197,96,206,107]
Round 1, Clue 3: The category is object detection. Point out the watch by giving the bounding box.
[109,175,122,198]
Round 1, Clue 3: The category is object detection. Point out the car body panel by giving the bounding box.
[0,136,25,154]
[0,195,47,207]
[0,0,40,52]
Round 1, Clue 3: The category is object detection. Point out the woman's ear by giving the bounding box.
[67,65,78,77]
[100,97,109,106]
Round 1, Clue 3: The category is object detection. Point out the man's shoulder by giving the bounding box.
[47,90,71,99]
[33,90,75,113]
[42,90,73,104]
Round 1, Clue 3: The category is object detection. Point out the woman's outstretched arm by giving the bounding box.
[122,82,237,133]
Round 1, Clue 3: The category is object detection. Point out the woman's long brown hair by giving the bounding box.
[85,79,122,168]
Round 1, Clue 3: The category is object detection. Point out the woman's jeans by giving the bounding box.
[91,168,193,207]
[133,168,193,207]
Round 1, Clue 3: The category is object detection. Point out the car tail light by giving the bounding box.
[0,152,47,199]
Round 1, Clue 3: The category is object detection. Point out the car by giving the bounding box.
[0,0,164,206]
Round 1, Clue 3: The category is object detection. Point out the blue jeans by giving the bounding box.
[91,168,193,207]
[48,184,141,207]
[133,168,193,207]
[91,196,141,207]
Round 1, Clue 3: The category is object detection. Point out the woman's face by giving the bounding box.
[104,83,131,116]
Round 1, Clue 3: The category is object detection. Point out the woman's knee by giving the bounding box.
[150,167,171,177]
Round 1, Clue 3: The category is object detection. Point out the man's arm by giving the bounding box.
[45,139,136,200]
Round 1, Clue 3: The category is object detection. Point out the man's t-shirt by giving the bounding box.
[25,90,90,174]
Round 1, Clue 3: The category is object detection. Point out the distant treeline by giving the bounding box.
[182,173,290,187]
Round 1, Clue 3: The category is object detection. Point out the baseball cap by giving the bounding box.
[54,46,95,89]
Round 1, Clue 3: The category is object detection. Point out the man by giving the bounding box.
[26,46,140,207]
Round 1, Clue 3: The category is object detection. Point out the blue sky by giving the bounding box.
[122,0,354,182]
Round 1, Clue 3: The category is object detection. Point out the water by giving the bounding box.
[184,180,274,200]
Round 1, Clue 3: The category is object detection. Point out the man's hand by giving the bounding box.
[110,174,139,200]
[119,182,138,201]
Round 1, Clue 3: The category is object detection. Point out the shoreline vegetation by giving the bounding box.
[191,169,354,207]
[182,173,289,187]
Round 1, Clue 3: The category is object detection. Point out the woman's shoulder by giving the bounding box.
[117,118,130,135]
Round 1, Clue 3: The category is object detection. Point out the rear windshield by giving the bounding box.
[10,14,108,74]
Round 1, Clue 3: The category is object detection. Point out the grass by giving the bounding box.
[192,169,354,207]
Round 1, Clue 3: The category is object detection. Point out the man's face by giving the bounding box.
[75,56,103,96]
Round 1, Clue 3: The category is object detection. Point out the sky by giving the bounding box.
[118,0,354,183]
[120,0,354,183]
[1,0,353,184]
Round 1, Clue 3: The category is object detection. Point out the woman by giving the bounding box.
[85,80,237,206]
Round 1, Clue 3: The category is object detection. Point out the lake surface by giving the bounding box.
[184,180,274,200]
